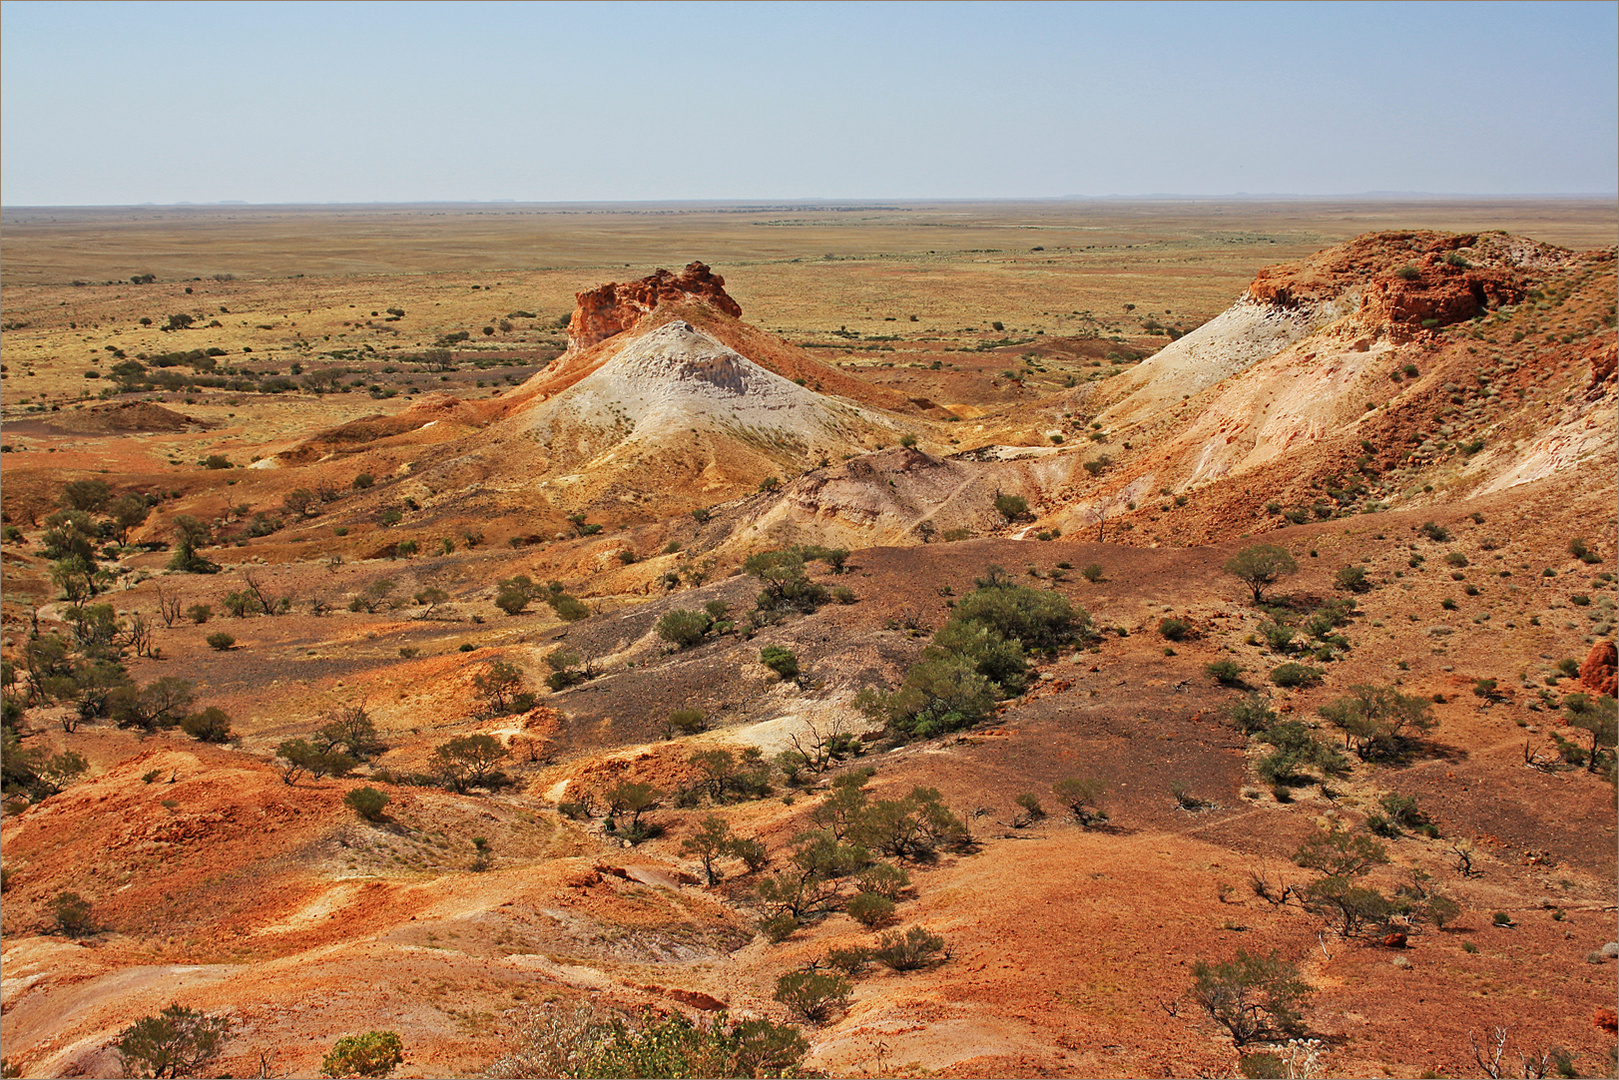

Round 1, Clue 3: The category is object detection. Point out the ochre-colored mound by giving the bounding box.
[44,400,210,434]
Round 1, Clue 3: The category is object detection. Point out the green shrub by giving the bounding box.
[344,787,391,823]
[179,706,232,743]
[759,645,800,682]
[204,631,235,651]
[52,890,96,936]
[1418,521,1451,542]
[1270,663,1322,689]
[1227,694,1279,735]
[1159,617,1191,642]
[322,1030,404,1078]
[1081,563,1104,582]
[485,1006,806,1079]
[994,493,1030,521]
[846,891,897,929]
[656,608,712,648]
[773,969,851,1023]
[1206,660,1245,686]
[873,925,947,971]
[1259,622,1296,653]
[1334,565,1371,593]
[824,946,873,975]
[666,709,706,737]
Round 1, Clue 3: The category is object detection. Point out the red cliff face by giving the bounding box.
[567,262,742,349]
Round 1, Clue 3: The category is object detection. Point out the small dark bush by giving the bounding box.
[205,631,235,651]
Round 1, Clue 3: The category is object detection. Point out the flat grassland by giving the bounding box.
[4,197,1613,422]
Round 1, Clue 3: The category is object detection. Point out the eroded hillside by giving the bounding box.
[2,232,1615,1079]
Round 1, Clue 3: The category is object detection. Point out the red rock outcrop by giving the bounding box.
[1586,337,1617,400]
[567,261,742,349]
[1578,640,1617,698]
[1245,231,1524,327]
[1358,250,1524,332]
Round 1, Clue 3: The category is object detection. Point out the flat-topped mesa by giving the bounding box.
[567,261,742,350]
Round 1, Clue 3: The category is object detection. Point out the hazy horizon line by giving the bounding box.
[5,192,1617,213]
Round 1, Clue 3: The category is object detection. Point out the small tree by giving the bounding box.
[433,734,508,793]
[473,659,524,715]
[413,587,449,619]
[1566,694,1618,774]
[1317,684,1437,760]
[275,738,355,785]
[317,705,385,759]
[679,814,736,885]
[605,780,661,841]
[321,1030,403,1078]
[1223,544,1299,604]
[282,488,318,518]
[494,575,539,615]
[1190,949,1311,1046]
[168,515,217,574]
[110,492,151,545]
[114,1003,232,1079]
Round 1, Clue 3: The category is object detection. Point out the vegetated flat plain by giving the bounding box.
[1,199,1615,1080]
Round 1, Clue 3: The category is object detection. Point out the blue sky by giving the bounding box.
[2,0,1615,205]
